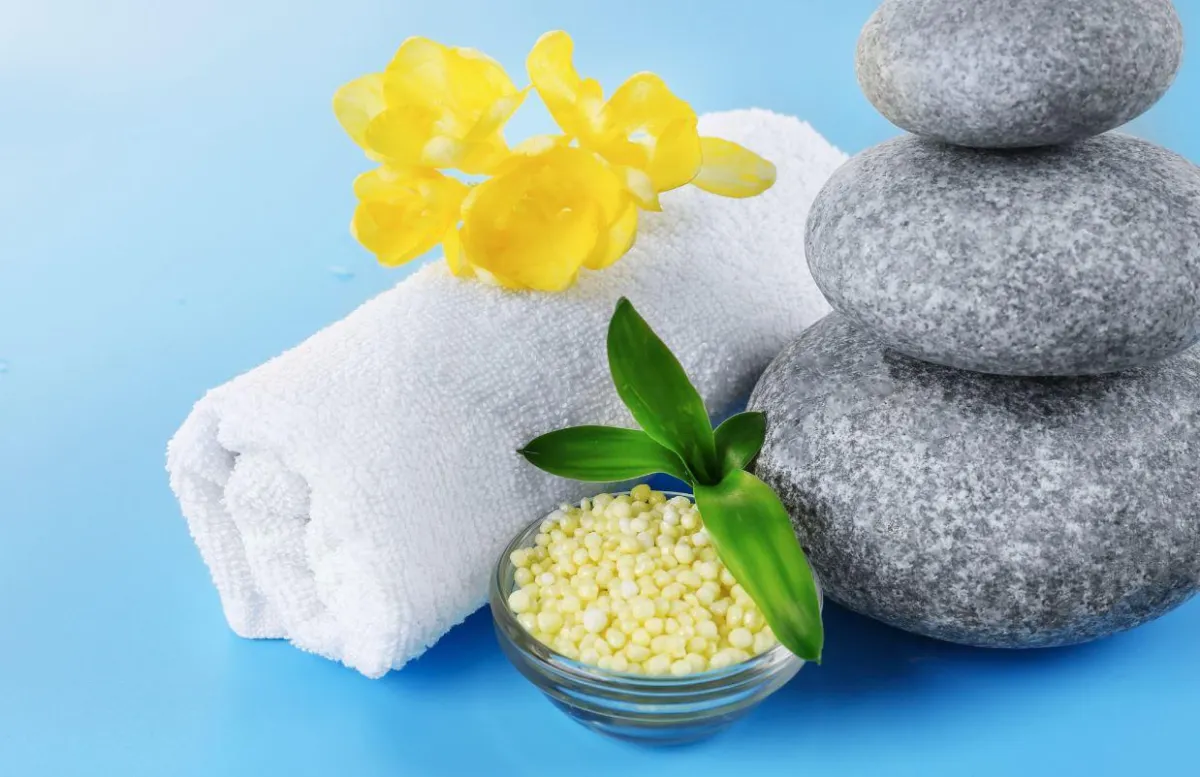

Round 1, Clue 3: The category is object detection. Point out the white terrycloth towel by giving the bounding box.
[167,110,845,678]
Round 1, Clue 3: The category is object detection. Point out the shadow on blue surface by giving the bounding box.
[782,601,1112,699]
[398,591,1116,719]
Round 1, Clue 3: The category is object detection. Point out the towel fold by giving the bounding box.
[166,110,845,677]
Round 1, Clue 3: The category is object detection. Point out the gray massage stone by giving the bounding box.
[856,0,1184,148]
[749,313,1200,648]
[806,133,1200,376]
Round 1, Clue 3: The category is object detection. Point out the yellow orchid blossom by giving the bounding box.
[458,144,638,291]
[334,31,777,291]
[351,167,470,268]
[334,37,528,175]
[527,30,775,209]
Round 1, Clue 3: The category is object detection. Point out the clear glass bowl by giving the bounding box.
[489,491,809,745]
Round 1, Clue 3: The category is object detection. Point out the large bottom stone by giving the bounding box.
[749,314,1200,648]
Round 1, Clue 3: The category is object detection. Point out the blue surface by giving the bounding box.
[2,2,1198,775]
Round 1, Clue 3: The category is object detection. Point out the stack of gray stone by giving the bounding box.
[750,0,1200,648]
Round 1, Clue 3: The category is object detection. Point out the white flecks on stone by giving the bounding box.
[749,314,1200,649]
[806,133,1200,376]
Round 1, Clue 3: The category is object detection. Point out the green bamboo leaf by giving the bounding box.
[693,469,824,662]
[518,425,693,484]
[713,411,766,476]
[606,298,720,484]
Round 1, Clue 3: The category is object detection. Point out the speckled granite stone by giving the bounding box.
[856,0,1183,148]
[749,313,1200,648]
[806,133,1200,377]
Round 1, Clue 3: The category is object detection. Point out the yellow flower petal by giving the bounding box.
[511,134,572,157]
[646,117,703,192]
[613,165,661,211]
[596,73,702,192]
[460,145,621,291]
[363,105,441,167]
[385,37,519,123]
[603,72,694,135]
[467,87,530,142]
[442,226,474,278]
[352,200,445,267]
[367,36,522,173]
[351,168,469,267]
[455,136,513,176]
[584,199,638,270]
[692,137,778,198]
[333,73,386,149]
[527,30,602,141]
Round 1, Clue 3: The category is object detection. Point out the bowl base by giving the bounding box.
[550,698,746,746]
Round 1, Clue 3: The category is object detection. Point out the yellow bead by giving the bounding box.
[709,651,734,670]
[511,493,769,676]
[536,611,563,633]
[508,589,533,613]
[625,644,650,663]
[631,484,652,502]
[581,608,607,634]
[729,627,754,650]
[628,594,657,618]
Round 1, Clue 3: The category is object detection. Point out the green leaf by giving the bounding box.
[518,425,693,484]
[606,298,720,484]
[713,411,766,476]
[693,469,824,662]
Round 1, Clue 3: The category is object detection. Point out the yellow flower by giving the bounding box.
[334,37,528,175]
[458,144,638,291]
[351,167,470,268]
[527,30,775,209]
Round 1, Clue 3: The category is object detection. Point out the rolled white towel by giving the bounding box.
[166,109,845,678]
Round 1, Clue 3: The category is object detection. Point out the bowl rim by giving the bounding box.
[489,488,809,690]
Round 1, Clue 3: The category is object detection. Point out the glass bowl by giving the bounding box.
[489,491,810,745]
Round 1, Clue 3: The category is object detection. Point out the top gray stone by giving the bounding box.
[857,0,1184,148]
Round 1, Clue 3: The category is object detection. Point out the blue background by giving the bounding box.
[2,1,1198,775]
